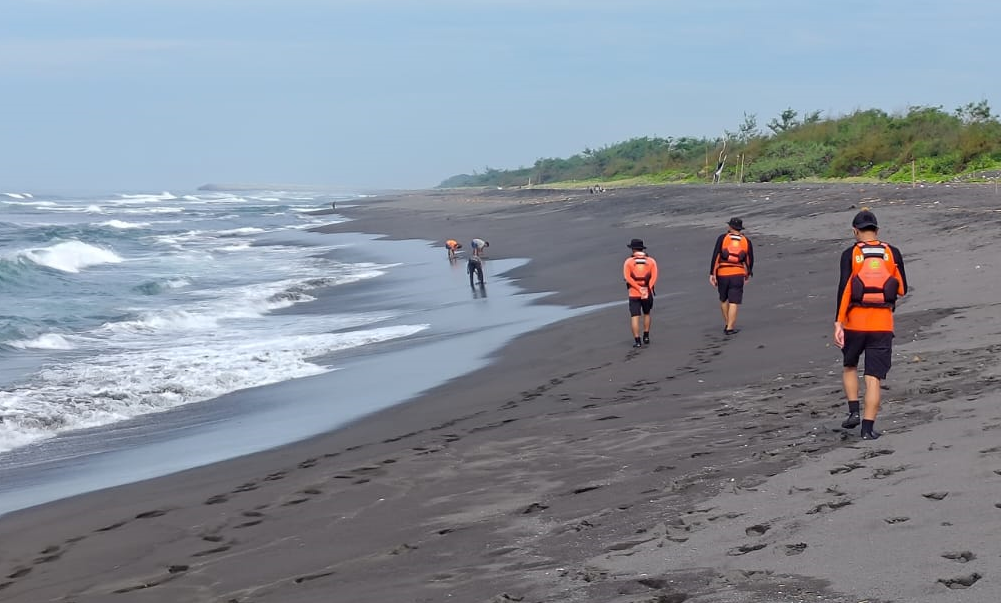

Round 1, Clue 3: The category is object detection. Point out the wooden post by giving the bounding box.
[739,154,745,183]
[911,160,916,188]
[705,145,709,182]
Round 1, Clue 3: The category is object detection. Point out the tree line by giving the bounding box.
[438,101,1001,188]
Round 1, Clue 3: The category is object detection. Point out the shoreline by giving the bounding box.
[1,183,999,602]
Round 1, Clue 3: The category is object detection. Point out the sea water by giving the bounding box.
[0,188,589,514]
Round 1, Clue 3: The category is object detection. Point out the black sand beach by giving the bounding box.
[1,183,1000,602]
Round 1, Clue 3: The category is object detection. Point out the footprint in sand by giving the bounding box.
[922,491,949,500]
[937,573,981,589]
[135,509,169,519]
[744,523,770,537]
[727,543,766,556]
[941,551,976,563]
[784,543,808,556]
[884,516,910,524]
[294,570,335,584]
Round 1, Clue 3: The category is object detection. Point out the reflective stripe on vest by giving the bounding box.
[719,234,748,268]
[849,242,899,308]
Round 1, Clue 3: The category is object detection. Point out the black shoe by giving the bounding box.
[632,341,642,348]
[724,328,740,336]
[643,334,650,344]
[861,429,882,440]
[841,412,861,429]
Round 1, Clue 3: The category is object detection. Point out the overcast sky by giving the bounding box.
[1,0,997,192]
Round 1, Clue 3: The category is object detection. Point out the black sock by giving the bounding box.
[861,419,875,433]
[643,331,649,338]
[847,400,860,414]
[634,337,642,344]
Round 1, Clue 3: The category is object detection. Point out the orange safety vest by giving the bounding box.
[849,242,900,308]
[446,239,461,250]
[624,253,657,299]
[716,233,749,276]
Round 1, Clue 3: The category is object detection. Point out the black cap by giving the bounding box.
[852,210,878,230]
[627,238,646,250]
[727,217,744,231]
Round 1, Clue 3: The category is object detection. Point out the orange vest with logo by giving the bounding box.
[849,242,899,308]
[716,233,749,277]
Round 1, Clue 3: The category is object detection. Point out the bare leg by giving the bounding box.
[862,375,881,420]
[643,313,652,334]
[631,316,641,338]
[842,366,859,401]
[719,301,729,326]
[725,303,739,330]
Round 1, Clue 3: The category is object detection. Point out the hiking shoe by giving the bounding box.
[841,412,861,429]
[643,334,650,344]
[724,328,740,336]
[632,341,642,348]
[861,429,882,440]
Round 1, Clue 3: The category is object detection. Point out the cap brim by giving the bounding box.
[854,222,877,229]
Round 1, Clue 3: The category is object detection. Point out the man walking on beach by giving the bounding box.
[834,209,907,440]
[624,239,658,348]
[709,217,753,335]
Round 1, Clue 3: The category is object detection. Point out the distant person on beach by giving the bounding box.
[709,217,753,335]
[471,238,489,258]
[445,239,462,260]
[467,255,484,287]
[624,238,658,348]
[834,209,907,440]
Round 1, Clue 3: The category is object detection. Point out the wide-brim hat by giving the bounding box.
[627,238,646,250]
[727,217,744,231]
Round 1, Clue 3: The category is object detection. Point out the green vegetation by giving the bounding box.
[438,101,1001,188]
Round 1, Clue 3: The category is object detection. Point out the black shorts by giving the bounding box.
[842,330,894,380]
[628,297,653,316]
[716,275,744,304]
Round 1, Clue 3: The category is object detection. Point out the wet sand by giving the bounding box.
[1,183,1000,602]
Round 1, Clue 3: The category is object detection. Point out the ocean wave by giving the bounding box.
[8,333,74,350]
[121,206,184,215]
[1,199,52,207]
[132,277,191,295]
[2,192,33,199]
[218,242,252,251]
[217,227,265,236]
[15,240,124,274]
[98,219,150,229]
[0,323,429,453]
[107,271,384,335]
[119,192,177,201]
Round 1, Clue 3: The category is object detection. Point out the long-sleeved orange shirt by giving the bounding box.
[624,252,658,299]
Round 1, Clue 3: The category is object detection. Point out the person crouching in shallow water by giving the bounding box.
[445,239,462,260]
[709,217,753,336]
[834,209,907,440]
[623,239,658,348]
[471,238,489,258]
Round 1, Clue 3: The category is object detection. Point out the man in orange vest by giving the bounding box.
[624,239,658,348]
[710,217,753,335]
[445,239,462,260]
[834,209,907,440]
